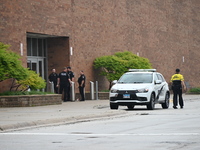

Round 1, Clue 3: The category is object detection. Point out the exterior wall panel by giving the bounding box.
[0,0,200,93]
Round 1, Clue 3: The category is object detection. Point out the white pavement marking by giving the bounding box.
[1,133,199,136]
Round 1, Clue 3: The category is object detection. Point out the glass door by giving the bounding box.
[27,58,44,79]
[27,36,47,91]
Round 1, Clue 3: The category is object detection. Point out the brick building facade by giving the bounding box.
[0,0,200,93]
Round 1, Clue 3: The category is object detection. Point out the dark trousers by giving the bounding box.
[79,86,85,101]
[172,85,184,107]
[59,84,69,102]
[53,81,58,94]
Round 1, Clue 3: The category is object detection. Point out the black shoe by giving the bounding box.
[173,106,178,109]
[180,106,183,109]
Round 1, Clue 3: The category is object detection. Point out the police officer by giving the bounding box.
[170,69,186,109]
[78,70,86,101]
[67,66,74,101]
[57,67,71,102]
[48,69,58,93]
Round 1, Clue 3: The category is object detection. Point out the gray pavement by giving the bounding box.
[0,94,199,132]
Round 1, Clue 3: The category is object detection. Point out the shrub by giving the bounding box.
[0,91,54,96]
[17,70,46,91]
[188,87,200,94]
[0,42,46,92]
[0,42,28,82]
[94,51,152,89]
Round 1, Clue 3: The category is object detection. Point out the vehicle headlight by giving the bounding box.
[110,89,118,93]
[138,88,149,93]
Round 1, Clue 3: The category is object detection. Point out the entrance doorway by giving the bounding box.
[27,36,47,81]
[26,32,70,91]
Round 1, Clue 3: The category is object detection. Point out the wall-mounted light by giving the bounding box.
[182,56,184,62]
[20,43,23,56]
[70,47,73,55]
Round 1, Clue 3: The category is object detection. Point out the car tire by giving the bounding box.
[147,93,155,110]
[110,103,119,109]
[127,105,135,110]
[161,92,170,109]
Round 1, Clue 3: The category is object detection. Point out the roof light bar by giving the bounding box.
[128,69,157,72]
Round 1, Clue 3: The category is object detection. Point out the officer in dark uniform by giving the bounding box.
[67,66,74,101]
[78,70,86,101]
[48,69,58,93]
[170,69,186,109]
[57,67,71,102]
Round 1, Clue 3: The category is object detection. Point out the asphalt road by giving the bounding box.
[1,97,200,150]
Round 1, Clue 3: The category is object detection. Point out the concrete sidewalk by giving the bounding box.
[0,94,199,132]
[0,99,126,132]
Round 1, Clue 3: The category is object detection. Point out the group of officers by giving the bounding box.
[48,67,86,102]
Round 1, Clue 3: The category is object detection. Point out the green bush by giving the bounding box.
[0,42,46,92]
[17,70,46,91]
[100,90,110,92]
[0,42,28,82]
[188,87,200,94]
[94,51,152,89]
[0,91,54,96]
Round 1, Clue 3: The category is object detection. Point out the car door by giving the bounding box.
[156,73,166,100]
[153,74,162,99]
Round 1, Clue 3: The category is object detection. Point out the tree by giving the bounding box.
[0,42,28,82]
[0,42,46,92]
[93,51,152,89]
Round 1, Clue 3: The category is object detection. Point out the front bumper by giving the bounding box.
[109,92,149,105]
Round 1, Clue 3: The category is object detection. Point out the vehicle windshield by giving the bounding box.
[118,73,153,84]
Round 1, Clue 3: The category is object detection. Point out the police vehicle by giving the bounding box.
[109,69,170,110]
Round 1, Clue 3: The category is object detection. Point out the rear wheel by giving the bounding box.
[161,92,170,109]
[110,103,118,109]
[147,93,155,110]
[127,105,135,110]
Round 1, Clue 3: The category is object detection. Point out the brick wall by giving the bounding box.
[0,0,200,93]
[47,37,70,77]
[0,94,62,107]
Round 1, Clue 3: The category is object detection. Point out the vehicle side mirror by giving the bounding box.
[112,80,118,85]
[155,80,162,84]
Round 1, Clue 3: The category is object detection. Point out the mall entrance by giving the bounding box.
[27,36,47,81]
[26,33,70,91]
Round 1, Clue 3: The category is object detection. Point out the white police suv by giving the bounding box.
[109,69,170,110]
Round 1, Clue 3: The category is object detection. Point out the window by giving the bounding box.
[27,38,46,57]
[157,74,165,82]
[27,37,47,83]
[118,73,153,84]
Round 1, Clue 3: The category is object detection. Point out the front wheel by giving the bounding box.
[161,92,170,109]
[110,103,119,110]
[147,93,155,110]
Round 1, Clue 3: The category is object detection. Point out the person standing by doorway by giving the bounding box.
[48,69,58,93]
[67,66,74,101]
[57,67,71,102]
[78,70,86,101]
[170,68,186,109]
